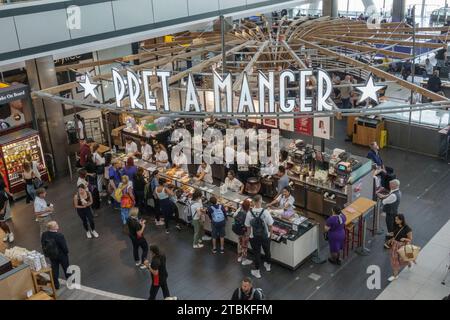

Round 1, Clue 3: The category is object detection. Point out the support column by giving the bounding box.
[392,0,406,22]
[25,56,68,176]
[322,0,338,18]
[361,0,375,11]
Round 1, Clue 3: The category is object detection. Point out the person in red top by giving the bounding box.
[79,139,91,168]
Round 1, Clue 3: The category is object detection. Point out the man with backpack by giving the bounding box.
[41,221,70,290]
[245,195,273,279]
[207,196,227,254]
[231,277,264,300]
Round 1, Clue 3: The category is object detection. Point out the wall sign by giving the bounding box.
[0,84,29,105]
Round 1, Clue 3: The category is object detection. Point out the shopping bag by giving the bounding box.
[397,244,421,262]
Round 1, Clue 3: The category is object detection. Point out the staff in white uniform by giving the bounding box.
[268,187,295,210]
[139,138,153,161]
[195,160,213,184]
[125,137,138,156]
[173,150,189,172]
[154,144,170,168]
[223,170,244,193]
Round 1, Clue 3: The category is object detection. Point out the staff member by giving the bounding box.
[125,137,138,156]
[172,150,189,172]
[268,186,294,211]
[154,144,169,168]
[223,170,244,193]
[139,138,153,161]
[196,160,213,184]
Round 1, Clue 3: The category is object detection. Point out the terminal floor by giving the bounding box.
[4,120,450,300]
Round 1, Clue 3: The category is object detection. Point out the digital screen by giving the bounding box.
[338,164,347,171]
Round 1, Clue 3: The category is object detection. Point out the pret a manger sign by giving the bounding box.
[111,68,334,114]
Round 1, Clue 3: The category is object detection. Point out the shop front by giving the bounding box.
[0,82,48,197]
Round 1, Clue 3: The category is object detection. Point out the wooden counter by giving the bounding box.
[89,143,110,155]
[342,197,376,224]
[0,264,35,300]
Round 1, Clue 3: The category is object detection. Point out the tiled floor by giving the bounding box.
[2,120,450,299]
[377,220,450,300]
[57,280,141,300]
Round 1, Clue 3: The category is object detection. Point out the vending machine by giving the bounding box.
[0,128,48,197]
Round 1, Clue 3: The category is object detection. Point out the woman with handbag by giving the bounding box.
[118,175,135,229]
[388,214,414,282]
[73,184,99,239]
[324,206,347,265]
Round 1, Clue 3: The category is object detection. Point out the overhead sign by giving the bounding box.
[79,68,336,114]
[0,83,29,104]
[76,69,384,141]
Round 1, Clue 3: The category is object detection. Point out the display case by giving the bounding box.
[0,129,48,196]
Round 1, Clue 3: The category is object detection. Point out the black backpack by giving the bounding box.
[42,236,59,260]
[232,210,247,236]
[238,287,264,300]
[250,209,268,239]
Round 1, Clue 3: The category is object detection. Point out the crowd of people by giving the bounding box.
[0,129,422,298]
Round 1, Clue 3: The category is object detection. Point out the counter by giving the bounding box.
[113,154,319,270]
[163,169,319,270]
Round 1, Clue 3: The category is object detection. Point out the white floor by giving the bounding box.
[377,219,450,300]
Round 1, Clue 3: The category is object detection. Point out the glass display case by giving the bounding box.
[0,128,48,195]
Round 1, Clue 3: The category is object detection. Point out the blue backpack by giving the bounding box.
[210,205,225,223]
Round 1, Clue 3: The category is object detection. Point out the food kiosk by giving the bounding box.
[113,154,319,270]
[0,128,48,197]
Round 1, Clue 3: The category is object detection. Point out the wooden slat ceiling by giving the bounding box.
[34,17,449,102]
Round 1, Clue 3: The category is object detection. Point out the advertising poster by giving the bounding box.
[314,117,331,140]
[295,117,312,136]
[279,118,294,132]
[263,118,278,128]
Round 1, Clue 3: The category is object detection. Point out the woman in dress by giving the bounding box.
[388,214,413,282]
[73,184,99,239]
[324,206,347,265]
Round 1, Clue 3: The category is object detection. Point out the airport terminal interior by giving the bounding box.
[0,0,449,301]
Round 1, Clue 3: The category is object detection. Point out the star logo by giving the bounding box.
[355,74,385,104]
[78,73,99,99]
